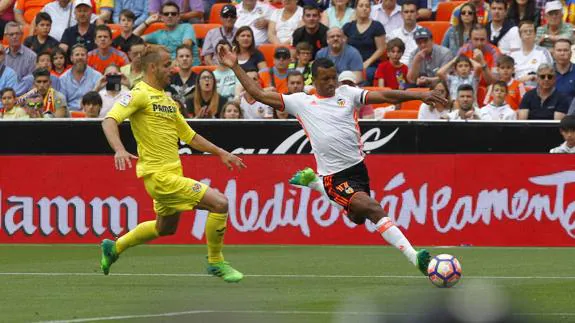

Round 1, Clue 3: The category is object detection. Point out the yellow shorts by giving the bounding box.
[143,168,208,217]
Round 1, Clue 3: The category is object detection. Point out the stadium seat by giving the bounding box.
[143,22,166,35]
[192,65,217,74]
[259,44,292,66]
[70,111,86,118]
[24,6,45,24]
[418,21,450,45]
[107,24,122,39]
[384,110,418,119]
[209,3,228,24]
[436,1,466,22]
[193,23,222,40]
[401,100,423,111]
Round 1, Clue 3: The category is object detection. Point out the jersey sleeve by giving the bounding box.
[106,89,146,123]
[280,92,305,115]
[340,85,368,107]
[175,111,196,143]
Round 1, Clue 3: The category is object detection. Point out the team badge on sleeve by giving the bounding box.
[119,93,132,106]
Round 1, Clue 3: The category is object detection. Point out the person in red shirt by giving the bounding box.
[374,38,408,89]
[87,24,129,74]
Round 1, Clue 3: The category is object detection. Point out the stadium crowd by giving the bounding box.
[0,0,574,120]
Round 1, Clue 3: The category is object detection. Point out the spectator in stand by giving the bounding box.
[450,0,491,26]
[0,0,15,38]
[259,46,291,94]
[457,24,501,77]
[386,1,419,65]
[24,13,60,55]
[447,84,480,120]
[483,55,526,110]
[292,5,328,58]
[239,69,274,119]
[219,101,243,119]
[316,27,363,82]
[437,55,482,103]
[93,0,114,22]
[0,45,18,91]
[418,79,452,119]
[80,90,102,117]
[370,0,402,32]
[268,0,303,45]
[202,4,237,66]
[275,70,302,118]
[41,0,100,41]
[167,45,196,102]
[112,9,144,54]
[507,0,541,27]
[479,80,517,120]
[443,3,477,57]
[235,0,273,46]
[148,0,204,23]
[185,69,225,118]
[233,26,267,72]
[486,0,522,55]
[4,22,37,81]
[120,40,145,88]
[15,51,60,96]
[321,0,354,29]
[59,44,102,111]
[0,88,28,119]
[406,0,432,20]
[536,1,574,50]
[59,0,97,54]
[93,64,130,117]
[550,115,575,153]
[213,41,238,101]
[407,27,453,87]
[87,25,129,74]
[287,41,313,86]
[519,63,569,120]
[554,39,575,101]
[26,67,67,117]
[135,2,200,65]
[113,0,148,28]
[338,70,374,118]
[50,47,68,76]
[511,20,553,88]
[374,38,408,89]
[343,0,385,85]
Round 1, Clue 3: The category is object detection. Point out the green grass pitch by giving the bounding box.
[1,245,574,323]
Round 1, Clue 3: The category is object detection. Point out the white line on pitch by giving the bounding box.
[2,272,575,279]
[35,309,575,323]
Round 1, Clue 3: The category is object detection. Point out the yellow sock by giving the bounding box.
[205,213,227,263]
[115,220,159,255]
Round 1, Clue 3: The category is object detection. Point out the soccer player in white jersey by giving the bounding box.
[219,47,448,275]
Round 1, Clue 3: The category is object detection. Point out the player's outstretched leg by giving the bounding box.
[100,220,159,275]
[290,168,342,210]
[205,212,243,283]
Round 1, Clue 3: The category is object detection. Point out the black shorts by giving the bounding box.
[322,161,371,211]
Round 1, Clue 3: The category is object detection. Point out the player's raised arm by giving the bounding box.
[366,88,448,107]
[102,118,138,171]
[218,45,284,110]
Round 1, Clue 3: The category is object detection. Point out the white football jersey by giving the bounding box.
[280,85,369,176]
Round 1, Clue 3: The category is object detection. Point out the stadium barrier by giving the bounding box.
[1,120,574,246]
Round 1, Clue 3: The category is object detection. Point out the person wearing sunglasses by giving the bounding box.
[147,0,205,23]
[450,0,492,26]
[518,64,570,120]
[202,4,237,66]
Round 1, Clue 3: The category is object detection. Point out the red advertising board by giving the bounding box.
[1,155,574,246]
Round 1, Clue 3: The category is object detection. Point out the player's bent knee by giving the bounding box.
[211,194,229,214]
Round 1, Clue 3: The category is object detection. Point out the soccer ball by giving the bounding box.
[427,254,462,288]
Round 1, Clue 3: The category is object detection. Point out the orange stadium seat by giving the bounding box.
[209,3,228,24]
[192,65,217,74]
[436,1,465,21]
[401,100,423,111]
[107,24,122,39]
[143,22,166,35]
[24,7,44,24]
[418,21,450,45]
[70,111,86,118]
[259,44,292,66]
[384,110,418,119]
[193,23,222,40]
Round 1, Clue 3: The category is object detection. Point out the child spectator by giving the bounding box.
[483,55,525,110]
[81,91,102,118]
[112,9,144,54]
[50,48,69,77]
[287,42,314,86]
[239,69,274,119]
[24,13,60,55]
[0,87,28,119]
[479,80,517,120]
[374,38,408,89]
[220,101,243,119]
[438,55,481,103]
[550,115,575,153]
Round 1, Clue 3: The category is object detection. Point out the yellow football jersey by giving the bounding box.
[107,81,196,178]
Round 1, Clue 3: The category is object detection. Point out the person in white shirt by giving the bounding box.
[511,20,553,88]
[418,79,452,120]
[41,0,99,41]
[219,45,449,277]
[268,0,303,45]
[235,0,273,46]
[93,64,130,117]
[371,0,403,32]
[239,69,274,119]
[385,1,420,65]
[550,115,575,153]
[479,81,517,120]
[486,0,521,55]
[447,84,480,120]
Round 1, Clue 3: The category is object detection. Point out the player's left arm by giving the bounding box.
[365,88,448,106]
[189,134,247,170]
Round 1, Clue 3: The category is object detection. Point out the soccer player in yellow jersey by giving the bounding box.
[100,45,246,282]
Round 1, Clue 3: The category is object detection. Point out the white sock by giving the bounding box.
[375,217,417,266]
[309,177,342,210]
